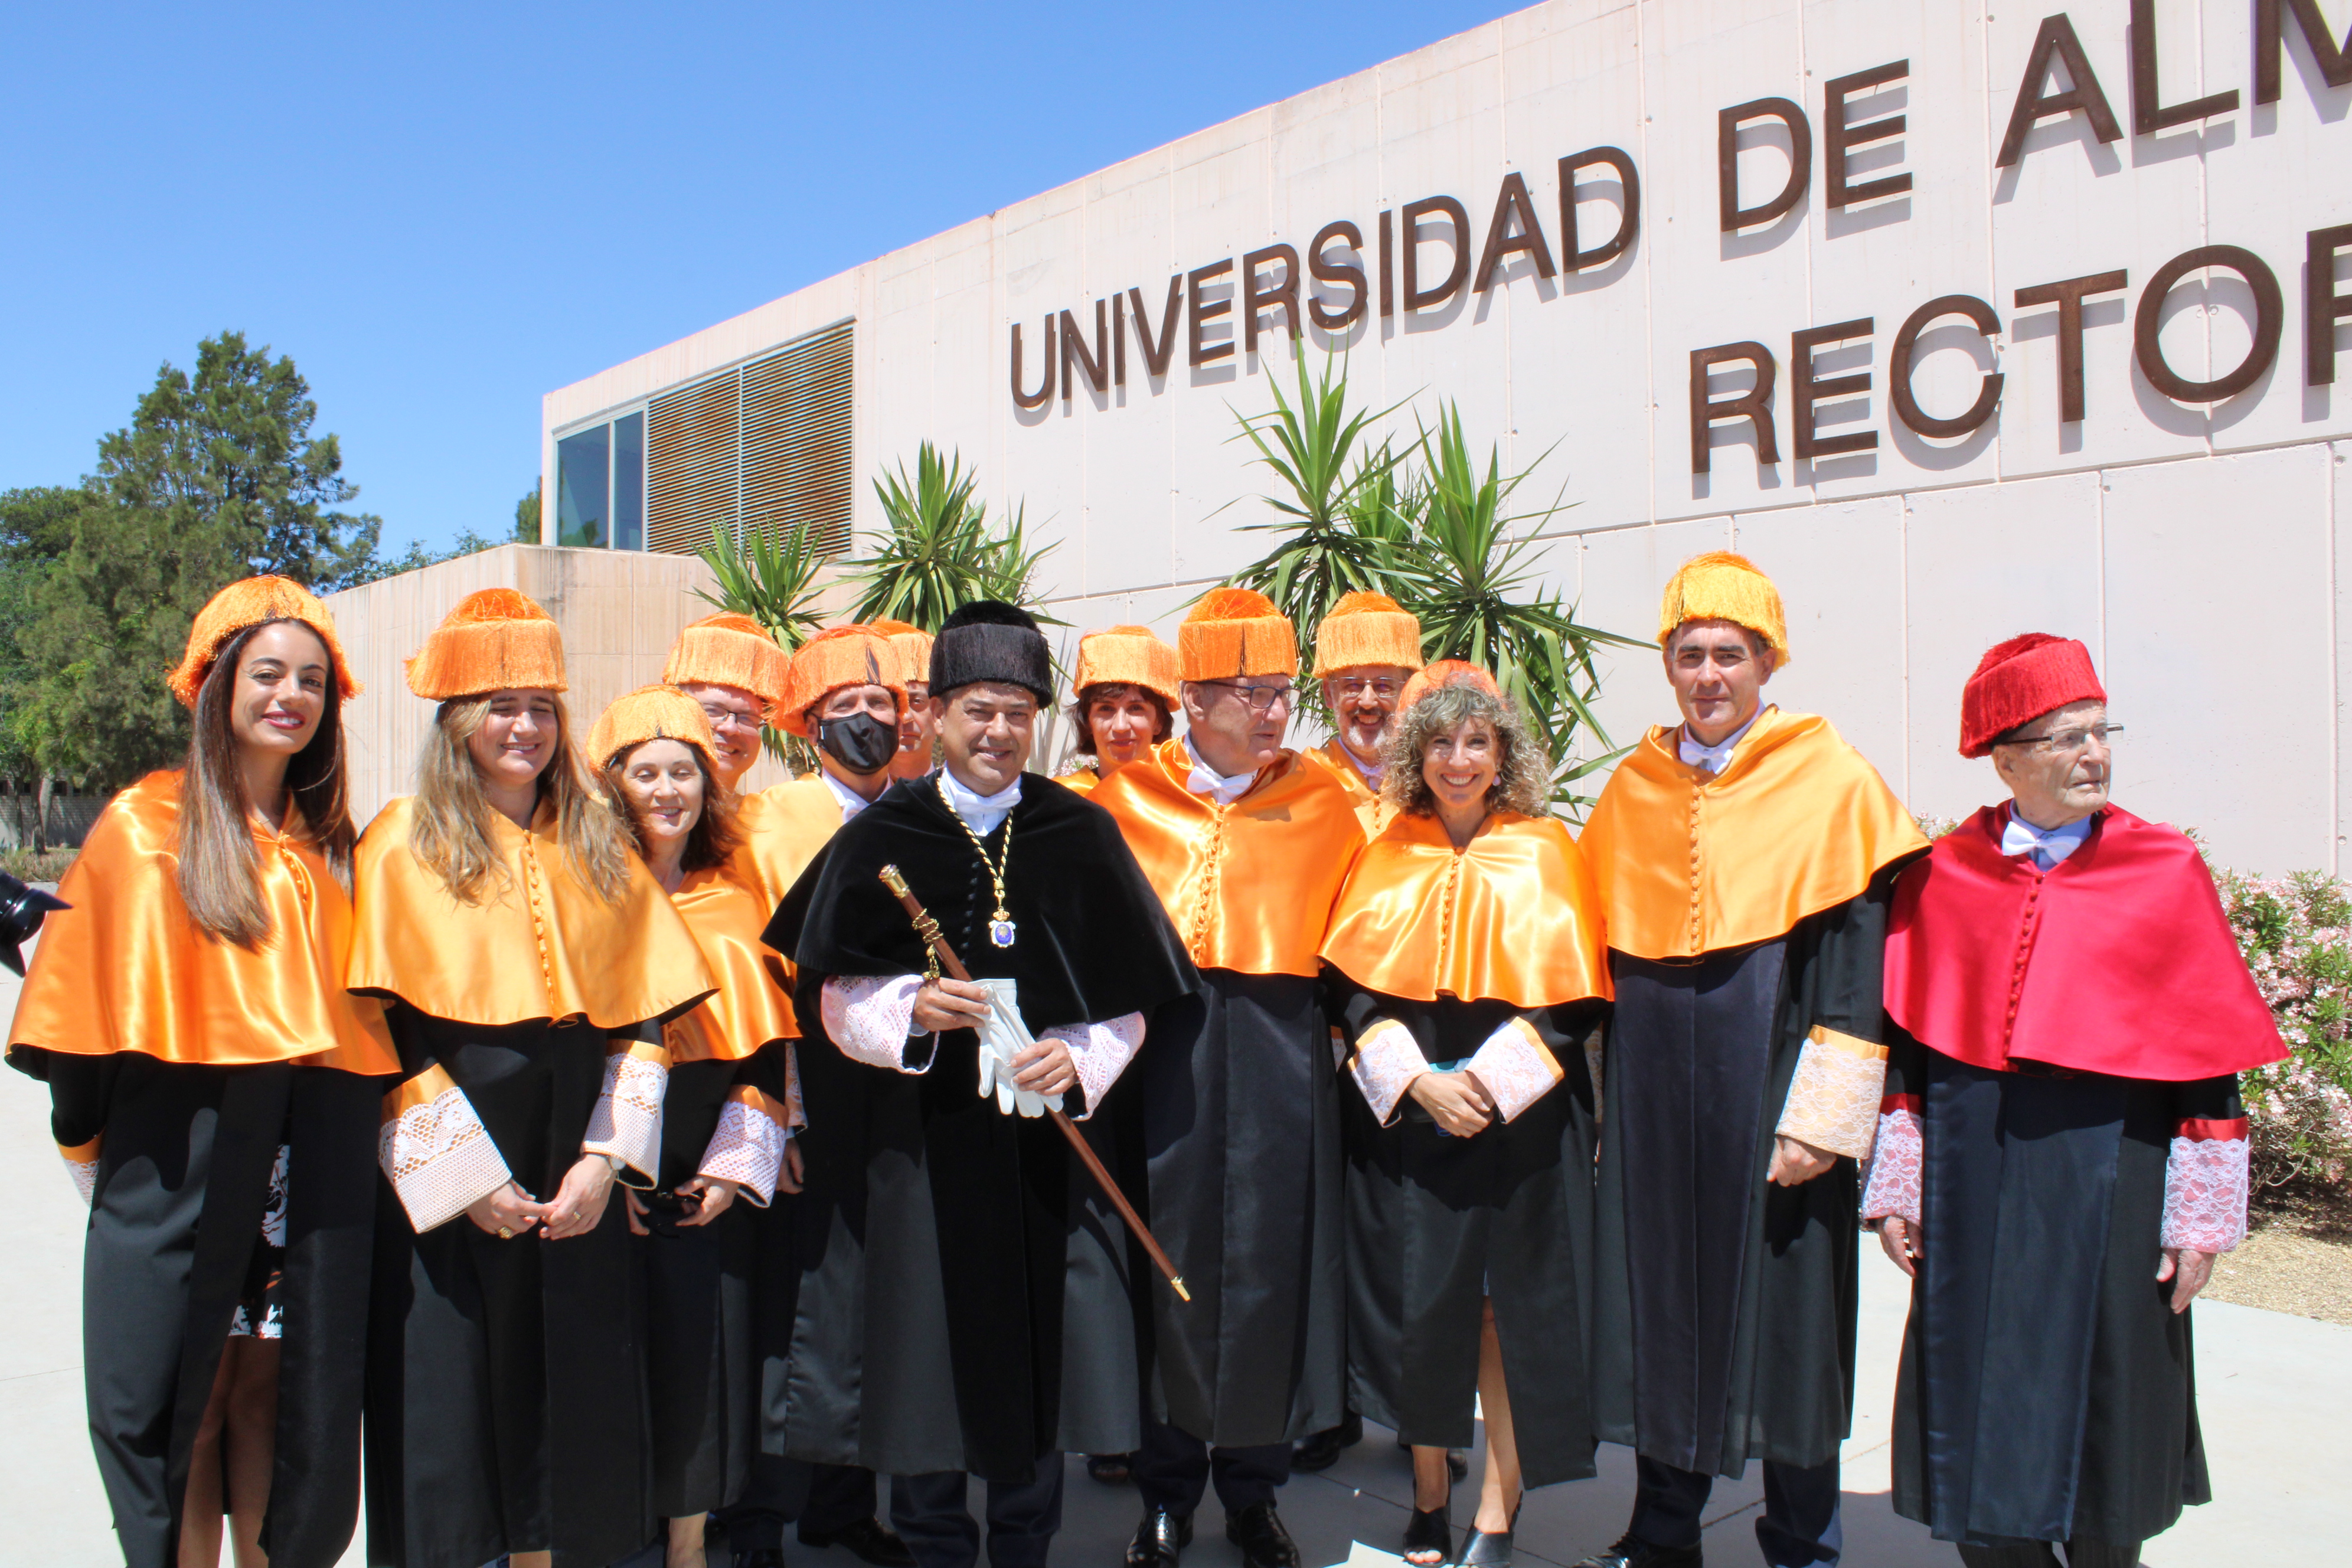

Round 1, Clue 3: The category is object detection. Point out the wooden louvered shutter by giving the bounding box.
[643,322,854,557]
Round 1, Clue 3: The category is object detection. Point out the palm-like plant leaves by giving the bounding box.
[849,443,1061,632]
[696,515,834,770]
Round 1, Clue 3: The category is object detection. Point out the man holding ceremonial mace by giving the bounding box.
[765,600,1198,1568]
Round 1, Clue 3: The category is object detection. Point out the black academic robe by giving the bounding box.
[363,1009,661,1568]
[637,1044,795,1520]
[1886,1032,2235,1548]
[1140,966,1349,1450]
[1331,984,1607,1488]
[1589,866,1905,1479]
[766,774,1197,1484]
[12,1050,380,1568]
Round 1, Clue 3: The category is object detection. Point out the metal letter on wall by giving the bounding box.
[1791,318,1879,459]
[1400,195,1472,310]
[1188,259,1235,365]
[1474,172,1556,291]
[1689,342,1781,472]
[1011,319,1056,409]
[2132,244,2284,403]
[2011,270,2129,424]
[1308,221,1368,331]
[1890,295,2004,438]
[1823,60,1912,208]
[1717,97,1811,231]
[1995,14,2124,168]
[1243,244,1303,351]
[1559,147,1639,271]
[2308,224,2352,386]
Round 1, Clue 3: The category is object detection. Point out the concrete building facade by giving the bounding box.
[539,0,2352,873]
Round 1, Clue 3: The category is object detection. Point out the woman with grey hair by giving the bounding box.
[1317,662,1613,1568]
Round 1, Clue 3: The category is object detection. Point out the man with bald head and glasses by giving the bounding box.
[1092,589,1366,1568]
[1868,634,2282,1568]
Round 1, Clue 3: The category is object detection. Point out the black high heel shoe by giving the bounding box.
[1402,1500,1452,1567]
[1456,1500,1521,1568]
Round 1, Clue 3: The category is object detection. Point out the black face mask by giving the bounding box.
[816,711,899,776]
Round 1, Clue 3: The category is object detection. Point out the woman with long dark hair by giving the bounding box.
[589,685,805,1568]
[8,577,398,1568]
[1321,663,1612,1568]
[349,590,714,1568]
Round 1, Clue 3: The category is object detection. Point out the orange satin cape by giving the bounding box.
[347,796,714,1030]
[7,771,397,1074]
[1319,810,1612,1009]
[1302,737,1397,839]
[1054,767,1101,795]
[1579,706,1926,961]
[1091,739,1364,976]
[731,774,849,909]
[666,865,798,1064]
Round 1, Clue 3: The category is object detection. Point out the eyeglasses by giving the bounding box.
[1330,676,1400,700]
[1200,680,1296,714]
[698,705,762,733]
[1999,723,2123,755]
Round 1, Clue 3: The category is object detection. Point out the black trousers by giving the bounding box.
[1132,1416,1290,1516]
[1631,1455,1841,1567]
[715,1458,878,1551]
[889,1465,1064,1568]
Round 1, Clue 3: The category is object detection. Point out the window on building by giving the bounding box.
[554,409,646,550]
[551,321,850,557]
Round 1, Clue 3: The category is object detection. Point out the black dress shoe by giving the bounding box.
[1088,1451,1135,1485]
[1291,1410,1364,1472]
[733,1550,788,1568]
[1127,1505,1194,1568]
[799,1517,917,1567]
[1225,1502,1301,1568]
[1570,1534,1701,1568]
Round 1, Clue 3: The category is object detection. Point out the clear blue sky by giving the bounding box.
[1,1,1525,557]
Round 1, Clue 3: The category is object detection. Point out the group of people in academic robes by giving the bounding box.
[9,546,2280,1568]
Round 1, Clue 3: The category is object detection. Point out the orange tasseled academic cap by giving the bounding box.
[779,625,906,737]
[587,684,720,772]
[662,613,790,719]
[1179,587,1298,682]
[405,588,567,700]
[868,618,936,690]
[1397,659,1500,712]
[168,576,361,708]
[1073,625,1181,707]
[1313,591,1424,676]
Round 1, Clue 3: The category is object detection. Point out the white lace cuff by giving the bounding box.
[1464,1018,1564,1122]
[1859,1100,1924,1225]
[2161,1119,2250,1253]
[821,974,927,1072]
[582,1041,670,1186]
[1048,1011,1146,1119]
[60,1138,100,1206]
[1776,1025,1888,1161]
[698,1086,792,1206]
[380,1068,514,1233]
[1349,1020,1428,1126]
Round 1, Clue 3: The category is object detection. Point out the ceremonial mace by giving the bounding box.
[878,864,1189,1302]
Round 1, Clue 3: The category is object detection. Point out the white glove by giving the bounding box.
[971,977,1063,1118]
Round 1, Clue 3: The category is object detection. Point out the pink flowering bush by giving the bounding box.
[2213,868,2352,1198]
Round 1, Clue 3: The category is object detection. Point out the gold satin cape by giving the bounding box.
[347,796,714,1029]
[666,864,798,1063]
[1091,739,1364,976]
[1579,706,1926,961]
[731,775,849,909]
[1319,810,1612,1008]
[1302,737,1397,839]
[8,770,397,1073]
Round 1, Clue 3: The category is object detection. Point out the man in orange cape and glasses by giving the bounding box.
[1574,554,1926,1568]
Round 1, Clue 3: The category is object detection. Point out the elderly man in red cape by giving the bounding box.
[1865,634,2284,1568]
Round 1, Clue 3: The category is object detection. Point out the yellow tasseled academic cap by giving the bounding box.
[1657,551,1790,664]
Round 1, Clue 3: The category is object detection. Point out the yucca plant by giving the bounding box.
[848,443,1061,631]
[1224,354,1425,638]
[1409,403,1648,815]
[697,515,834,771]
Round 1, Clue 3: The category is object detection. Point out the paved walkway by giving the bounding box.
[3,932,2342,1566]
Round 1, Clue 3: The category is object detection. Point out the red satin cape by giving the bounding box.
[1883,804,2284,1081]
